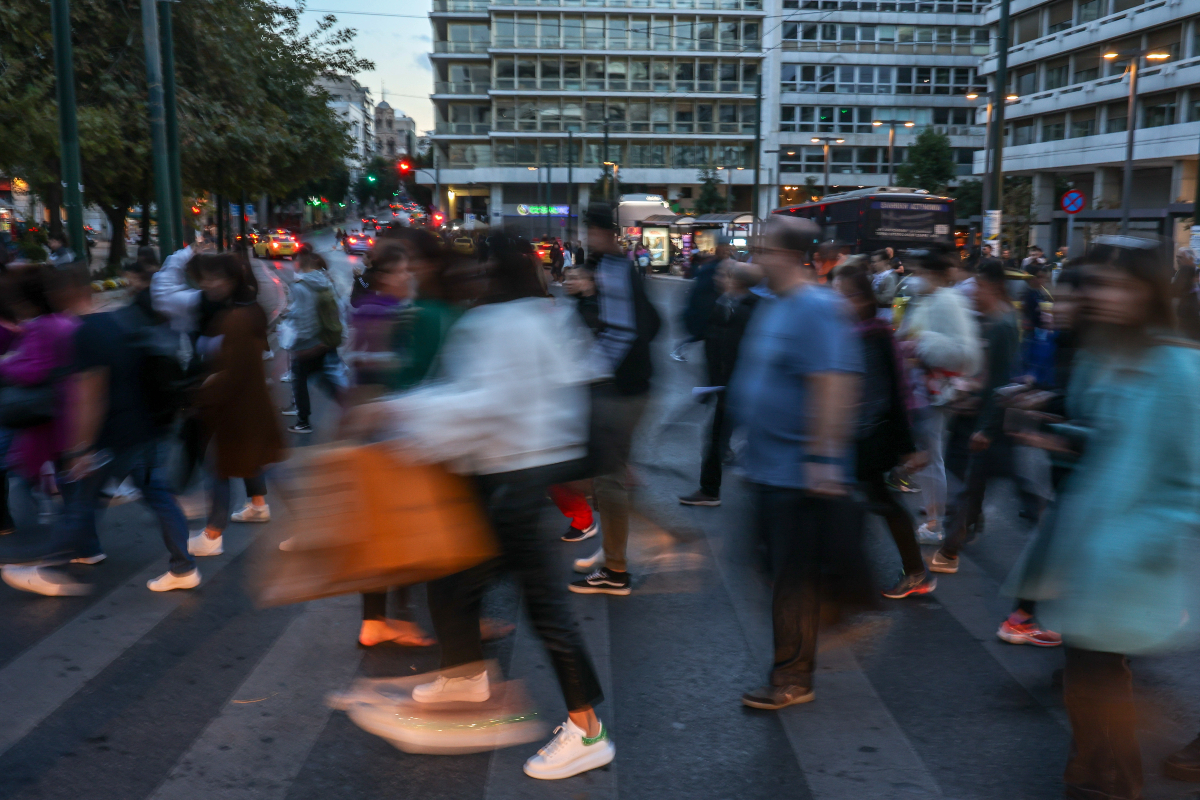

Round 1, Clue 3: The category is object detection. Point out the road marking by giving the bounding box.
[146,595,361,800]
[0,529,259,758]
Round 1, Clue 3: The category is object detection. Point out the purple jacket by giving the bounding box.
[0,313,80,480]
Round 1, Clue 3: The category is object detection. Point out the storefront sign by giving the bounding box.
[516,204,569,216]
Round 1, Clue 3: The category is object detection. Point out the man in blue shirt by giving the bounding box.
[730,216,864,710]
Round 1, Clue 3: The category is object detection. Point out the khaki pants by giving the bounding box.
[593,392,649,572]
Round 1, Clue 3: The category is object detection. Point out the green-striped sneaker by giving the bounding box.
[523,719,614,780]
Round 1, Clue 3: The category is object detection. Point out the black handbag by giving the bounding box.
[0,383,58,429]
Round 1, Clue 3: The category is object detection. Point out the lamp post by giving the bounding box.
[811,136,844,199]
[870,119,915,186]
[1103,48,1172,234]
[967,91,1019,230]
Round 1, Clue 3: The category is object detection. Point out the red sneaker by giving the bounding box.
[997,618,1062,647]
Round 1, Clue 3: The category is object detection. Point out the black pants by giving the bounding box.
[860,472,924,576]
[291,352,340,426]
[940,419,1041,559]
[755,485,823,689]
[699,392,730,497]
[426,464,603,712]
[1063,647,1142,800]
[362,586,413,621]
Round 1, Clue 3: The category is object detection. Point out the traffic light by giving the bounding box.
[366,175,377,183]
[432,210,444,227]
[398,158,412,176]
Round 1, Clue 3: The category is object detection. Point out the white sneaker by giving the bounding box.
[1,565,91,596]
[188,531,224,556]
[147,569,201,592]
[70,553,107,565]
[231,503,270,523]
[573,546,604,574]
[916,522,944,545]
[523,719,615,780]
[411,671,490,704]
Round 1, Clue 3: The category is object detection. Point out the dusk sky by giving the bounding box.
[299,1,437,133]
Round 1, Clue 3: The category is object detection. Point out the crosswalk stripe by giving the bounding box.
[0,529,259,759]
[698,521,943,800]
[146,594,362,800]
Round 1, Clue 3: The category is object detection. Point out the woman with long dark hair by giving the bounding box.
[1005,237,1200,800]
[186,254,283,558]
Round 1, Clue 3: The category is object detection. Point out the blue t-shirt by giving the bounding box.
[729,285,862,489]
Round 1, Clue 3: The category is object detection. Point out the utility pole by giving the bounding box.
[215,193,224,253]
[986,0,1011,250]
[158,0,184,251]
[50,0,86,262]
[811,137,843,199]
[239,190,248,249]
[140,0,175,256]
[603,122,611,203]
[567,130,574,241]
[752,72,762,230]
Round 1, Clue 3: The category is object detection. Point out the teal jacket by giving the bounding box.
[1004,341,1200,654]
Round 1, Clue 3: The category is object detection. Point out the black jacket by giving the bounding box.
[703,292,757,387]
[682,256,722,341]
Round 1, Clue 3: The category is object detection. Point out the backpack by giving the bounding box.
[315,286,344,349]
[116,304,189,428]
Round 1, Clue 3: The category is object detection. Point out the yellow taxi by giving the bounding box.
[451,236,476,255]
[253,231,300,260]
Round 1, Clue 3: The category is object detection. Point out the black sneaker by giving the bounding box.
[569,567,631,596]
[678,491,721,507]
[561,521,598,543]
[881,571,937,599]
[288,423,314,435]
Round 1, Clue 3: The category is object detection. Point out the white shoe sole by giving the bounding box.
[347,703,543,755]
[411,686,491,704]
[1,566,91,596]
[568,583,631,596]
[187,535,224,557]
[70,554,107,565]
[562,526,597,542]
[573,547,604,574]
[147,571,201,592]
[524,740,615,780]
[231,512,270,523]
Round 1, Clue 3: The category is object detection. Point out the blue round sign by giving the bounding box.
[1061,189,1085,214]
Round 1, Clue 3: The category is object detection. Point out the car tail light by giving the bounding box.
[271,242,279,249]
[348,237,356,243]
[368,238,375,245]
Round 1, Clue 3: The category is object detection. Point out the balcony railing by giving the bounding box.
[492,36,763,52]
[493,120,756,133]
[434,81,492,94]
[493,78,757,93]
[436,122,493,134]
[434,40,490,53]
[432,0,489,10]
[781,41,988,55]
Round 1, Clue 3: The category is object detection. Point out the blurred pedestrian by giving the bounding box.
[1004,237,1200,800]
[868,249,899,319]
[678,260,760,507]
[730,216,865,710]
[569,202,660,596]
[284,251,346,435]
[353,232,612,780]
[671,236,727,363]
[833,262,934,600]
[186,254,284,559]
[896,246,982,545]
[45,233,76,267]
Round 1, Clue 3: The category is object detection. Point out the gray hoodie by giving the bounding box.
[287,269,334,352]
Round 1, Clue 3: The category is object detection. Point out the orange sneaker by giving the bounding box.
[997,618,1062,647]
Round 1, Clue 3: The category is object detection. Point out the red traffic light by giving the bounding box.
[398,159,412,174]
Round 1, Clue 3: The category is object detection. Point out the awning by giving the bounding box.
[639,214,695,226]
[693,212,754,224]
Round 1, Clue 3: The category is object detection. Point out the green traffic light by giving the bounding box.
[367,175,376,183]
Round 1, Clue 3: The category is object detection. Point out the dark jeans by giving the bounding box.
[208,473,268,533]
[699,392,730,497]
[50,439,193,574]
[940,419,1041,559]
[362,586,413,621]
[427,464,603,712]
[754,484,823,689]
[860,473,924,576]
[1063,647,1142,800]
[291,351,342,426]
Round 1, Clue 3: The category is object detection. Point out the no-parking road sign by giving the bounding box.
[1061,189,1086,214]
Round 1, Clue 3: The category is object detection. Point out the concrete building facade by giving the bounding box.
[316,75,375,182]
[975,0,1200,251]
[375,101,418,158]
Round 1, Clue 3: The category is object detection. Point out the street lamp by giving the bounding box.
[811,137,844,200]
[717,165,734,211]
[871,119,915,187]
[966,91,1020,228]
[1103,48,1172,234]
[603,161,619,205]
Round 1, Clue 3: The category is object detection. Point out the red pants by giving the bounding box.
[548,484,594,530]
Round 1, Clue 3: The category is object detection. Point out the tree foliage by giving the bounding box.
[694,167,725,214]
[354,155,400,208]
[950,179,983,219]
[0,0,371,263]
[896,128,956,194]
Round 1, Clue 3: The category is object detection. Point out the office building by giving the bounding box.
[976,0,1199,250]
[316,75,375,182]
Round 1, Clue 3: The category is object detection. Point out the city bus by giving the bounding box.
[772,187,956,253]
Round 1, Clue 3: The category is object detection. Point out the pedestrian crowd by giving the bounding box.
[0,208,1198,797]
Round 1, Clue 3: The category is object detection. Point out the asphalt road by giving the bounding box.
[2,238,1200,800]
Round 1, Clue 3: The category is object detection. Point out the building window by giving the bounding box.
[1070,113,1095,138]
[1012,120,1035,145]
[1077,0,1103,23]
[781,63,797,91]
[1105,103,1127,134]
[1142,94,1176,128]
[1042,114,1065,141]
[1044,59,1068,91]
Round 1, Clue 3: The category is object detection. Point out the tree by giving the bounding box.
[354,156,400,209]
[694,167,724,214]
[895,128,956,194]
[950,179,983,219]
[804,176,821,202]
[0,0,371,267]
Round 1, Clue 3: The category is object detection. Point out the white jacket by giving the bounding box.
[384,298,592,475]
[904,285,982,377]
[151,245,200,332]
